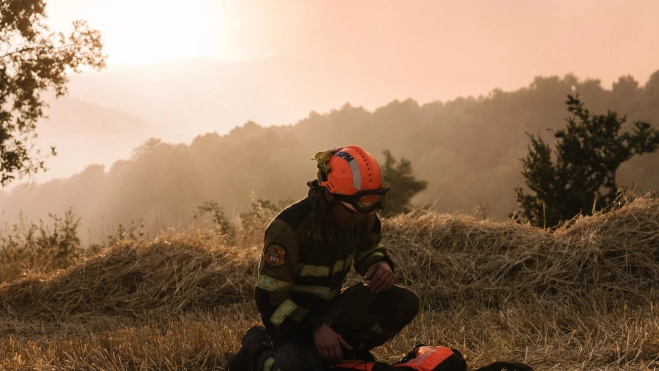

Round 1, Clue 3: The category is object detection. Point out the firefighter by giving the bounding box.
[227,145,419,371]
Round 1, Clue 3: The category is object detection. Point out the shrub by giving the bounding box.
[0,208,82,282]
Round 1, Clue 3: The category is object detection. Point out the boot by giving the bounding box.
[227,326,273,371]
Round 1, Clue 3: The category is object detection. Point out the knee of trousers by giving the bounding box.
[383,287,420,330]
[274,338,322,371]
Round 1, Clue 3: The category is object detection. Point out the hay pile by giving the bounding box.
[386,197,659,306]
[0,230,260,321]
[1,197,658,321]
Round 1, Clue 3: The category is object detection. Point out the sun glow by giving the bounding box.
[49,0,230,66]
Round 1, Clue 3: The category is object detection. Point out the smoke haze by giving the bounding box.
[2,1,659,237]
[3,72,658,240]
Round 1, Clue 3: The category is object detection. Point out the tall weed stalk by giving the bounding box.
[0,209,82,283]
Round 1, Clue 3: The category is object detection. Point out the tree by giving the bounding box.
[0,0,106,185]
[514,95,659,228]
[381,150,428,215]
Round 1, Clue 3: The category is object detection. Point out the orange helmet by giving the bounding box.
[313,145,389,214]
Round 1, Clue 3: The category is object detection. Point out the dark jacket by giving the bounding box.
[255,187,393,344]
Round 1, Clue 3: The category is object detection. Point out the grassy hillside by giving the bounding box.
[1,196,658,370]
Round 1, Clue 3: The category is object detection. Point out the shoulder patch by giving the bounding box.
[264,245,286,266]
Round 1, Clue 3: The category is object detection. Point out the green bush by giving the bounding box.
[0,208,83,282]
[514,95,659,228]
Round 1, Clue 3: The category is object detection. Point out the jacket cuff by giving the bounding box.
[307,313,325,328]
[301,313,326,334]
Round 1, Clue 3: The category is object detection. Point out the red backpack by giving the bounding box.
[331,345,533,371]
[332,345,466,371]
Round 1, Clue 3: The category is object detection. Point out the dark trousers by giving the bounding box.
[272,284,419,371]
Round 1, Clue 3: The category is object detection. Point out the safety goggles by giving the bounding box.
[333,187,390,215]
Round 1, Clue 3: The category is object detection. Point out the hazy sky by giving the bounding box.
[6,0,656,188]
[47,0,659,98]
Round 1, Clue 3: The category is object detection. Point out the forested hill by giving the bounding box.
[2,72,659,227]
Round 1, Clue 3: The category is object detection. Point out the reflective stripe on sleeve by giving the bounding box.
[290,284,339,300]
[297,264,330,277]
[257,275,293,292]
[270,299,298,326]
[355,249,385,264]
[263,357,275,371]
[297,254,354,277]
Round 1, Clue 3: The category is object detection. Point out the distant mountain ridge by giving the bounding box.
[25,95,157,184]
[65,56,498,144]
[64,56,378,143]
[2,71,658,233]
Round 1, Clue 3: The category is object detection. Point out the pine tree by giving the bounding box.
[382,150,428,215]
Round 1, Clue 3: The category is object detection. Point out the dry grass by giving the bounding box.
[0,306,260,371]
[0,229,259,323]
[377,300,659,370]
[1,197,659,370]
[0,210,84,283]
[385,196,659,307]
